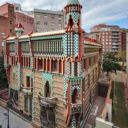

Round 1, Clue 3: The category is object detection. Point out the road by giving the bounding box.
[0,106,33,128]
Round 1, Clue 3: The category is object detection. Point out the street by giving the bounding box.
[0,106,33,128]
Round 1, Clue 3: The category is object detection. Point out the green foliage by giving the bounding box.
[116,50,126,62]
[112,82,128,128]
[0,57,8,89]
[103,52,121,74]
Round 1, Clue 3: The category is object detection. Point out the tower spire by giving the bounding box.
[67,0,80,5]
[64,0,82,30]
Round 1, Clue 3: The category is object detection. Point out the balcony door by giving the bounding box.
[26,76,30,87]
[72,88,78,103]
[45,81,50,97]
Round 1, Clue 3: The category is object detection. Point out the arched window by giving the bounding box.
[72,88,78,103]
[45,81,50,97]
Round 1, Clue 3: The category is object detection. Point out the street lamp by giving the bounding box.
[7,106,9,128]
[4,101,10,128]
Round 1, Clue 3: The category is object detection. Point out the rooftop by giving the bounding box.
[34,9,63,15]
[67,0,80,5]
[7,29,65,41]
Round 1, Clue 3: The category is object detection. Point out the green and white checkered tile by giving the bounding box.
[74,34,79,56]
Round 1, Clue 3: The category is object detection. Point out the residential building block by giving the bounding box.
[3,0,102,127]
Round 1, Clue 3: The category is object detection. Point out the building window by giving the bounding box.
[24,96,29,112]
[72,88,78,103]
[36,21,40,25]
[82,78,85,93]
[44,21,48,25]
[51,16,55,19]
[45,81,50,97]
[38,59,43,70]
[10,21,12,24]
[93,70,95,82]
[88,74,90,88]
[10,29,12,33]
[52,60,58,72]
[74,62,77,76]
[44,15,48,19]
[26,76,30,87]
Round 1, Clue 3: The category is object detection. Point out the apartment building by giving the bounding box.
[87,24,127,53]
[3,0,102,128]
[34,9,64,32]
[0,2,34,56]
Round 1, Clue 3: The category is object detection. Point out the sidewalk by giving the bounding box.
[0,106,33,128]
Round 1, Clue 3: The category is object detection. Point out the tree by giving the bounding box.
[0,57,8,89]
[103,52,121,75]
[115,50,126,68]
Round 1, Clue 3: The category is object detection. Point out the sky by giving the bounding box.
[0,0,128,32]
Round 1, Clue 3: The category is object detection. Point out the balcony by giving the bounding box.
[21,86,33,95]
[71,102,82,114]
[38,93,57,108]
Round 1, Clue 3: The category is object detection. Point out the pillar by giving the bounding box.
[71,62,74,77]
[46,58,48,72]
[62,60,64,74]
[49,58,51,72]
[36,57,38,70]
[57,59,59,73]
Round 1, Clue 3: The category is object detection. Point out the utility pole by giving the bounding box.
[7,107,9,128]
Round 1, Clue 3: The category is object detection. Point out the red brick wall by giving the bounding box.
[0,3,9,17]
[0,16,9,56]
[15,12,34,34]
[0,3,35,56]
[0,3,15,56]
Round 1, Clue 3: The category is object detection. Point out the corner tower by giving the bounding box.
[63,1,84,128]
[64,0,83,59]
[64,0,82,30]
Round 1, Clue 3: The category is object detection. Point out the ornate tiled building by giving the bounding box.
[3,0,102,128]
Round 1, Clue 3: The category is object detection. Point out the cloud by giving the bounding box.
[0,0,128,31]
[82,0,128,30]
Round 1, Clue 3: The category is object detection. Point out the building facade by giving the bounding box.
[87,24,127,53]
[0,3,15,56]
[34,9,64,32]
[3,0,102,128]
[0,2,34,56]
[15,11,34,34]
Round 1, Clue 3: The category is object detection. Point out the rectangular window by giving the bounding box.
[26,76,30,87]
[52,60,58,72]
[88,74,90,88]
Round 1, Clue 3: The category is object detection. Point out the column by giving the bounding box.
[61,60,64,74]
[46,58,48,72]
[49,59,51,72]
[57,59,59,73]
[71,62,74,77]
[36,57,38,70]
[42,58,44,71]
[43,58,45,71]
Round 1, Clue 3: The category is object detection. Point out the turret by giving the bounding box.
[64,0,82,31]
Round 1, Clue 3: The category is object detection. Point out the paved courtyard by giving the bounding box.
[0,106,33,128]
[85,96,105,128]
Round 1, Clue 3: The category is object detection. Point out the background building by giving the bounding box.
[34,9,64,32]
[86,24,127,53]
[0,2,34,56]
[0,3,15,56]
